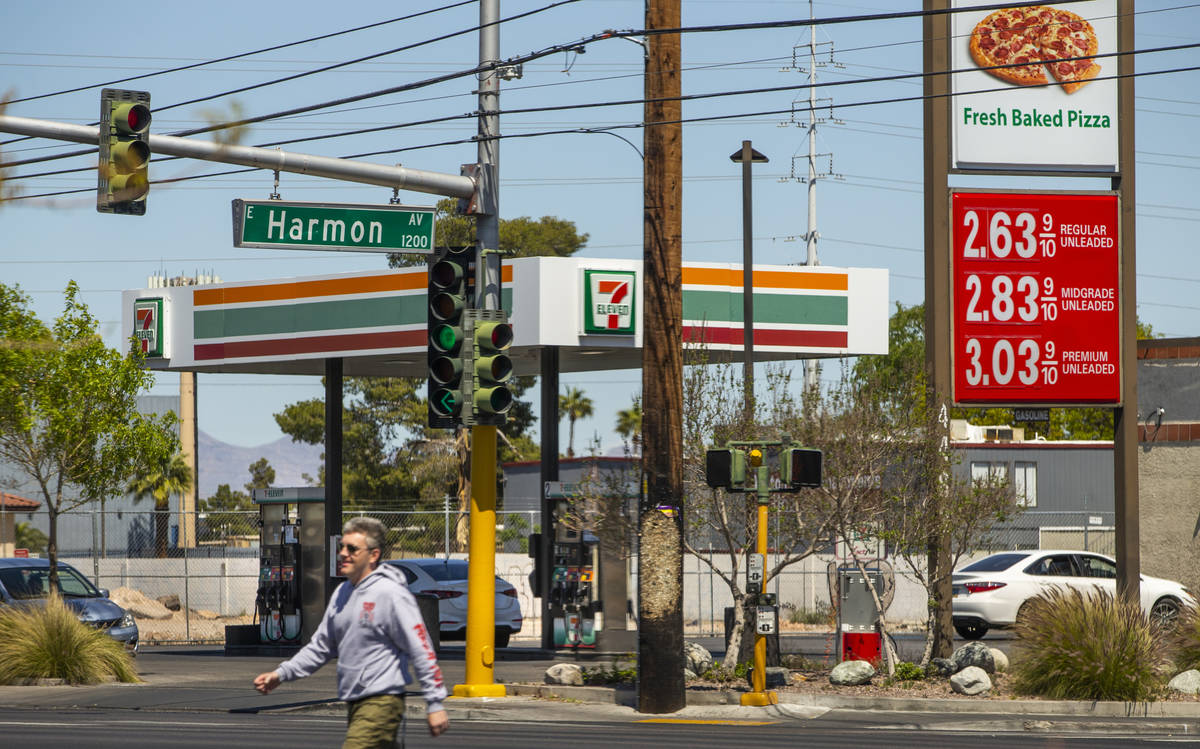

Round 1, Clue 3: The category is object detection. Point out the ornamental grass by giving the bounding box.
[1010,586,1169,702]
[0,593,139,685]
[1169,604,1200,672]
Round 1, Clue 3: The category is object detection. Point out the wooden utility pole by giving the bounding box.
[638,0,685,714]
[922,0,954,660]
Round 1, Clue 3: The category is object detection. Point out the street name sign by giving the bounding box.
[951,191,1120,406]
[232,200,435,253]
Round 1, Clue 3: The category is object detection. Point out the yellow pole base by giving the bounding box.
[452,683,507,698]
[740,690,778,707]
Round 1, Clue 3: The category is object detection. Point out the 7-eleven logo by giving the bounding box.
[132,298,164,357]
[584,270,635,335]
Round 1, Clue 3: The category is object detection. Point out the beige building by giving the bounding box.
[0,491,41,557]
[1136,338,1200,595]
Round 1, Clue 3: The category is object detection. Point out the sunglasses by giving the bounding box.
[337,542,372,555]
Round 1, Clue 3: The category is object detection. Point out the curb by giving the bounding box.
[507,682,1200,719]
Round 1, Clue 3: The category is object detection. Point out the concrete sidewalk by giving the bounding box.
[0,644,1198,735]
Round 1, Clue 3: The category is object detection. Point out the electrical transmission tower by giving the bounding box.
[782,0,844,389]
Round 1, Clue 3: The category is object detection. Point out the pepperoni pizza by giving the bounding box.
[968,4,1101,94]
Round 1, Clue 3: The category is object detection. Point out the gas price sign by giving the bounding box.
[952,192,1121,406]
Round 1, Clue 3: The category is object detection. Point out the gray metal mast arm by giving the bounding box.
[0,114,475,199]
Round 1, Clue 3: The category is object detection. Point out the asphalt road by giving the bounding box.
[0,707,1194,748]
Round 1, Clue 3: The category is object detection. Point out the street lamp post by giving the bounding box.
[729,141,768,421]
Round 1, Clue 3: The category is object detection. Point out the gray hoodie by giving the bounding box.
[274,563,446,713]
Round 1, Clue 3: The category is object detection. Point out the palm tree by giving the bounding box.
[558,386,594,458]
[615,399,643,453]
[128,451,193,558]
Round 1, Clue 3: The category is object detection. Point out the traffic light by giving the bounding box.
[98,88,151,215]
[705,448,747,490]
[781,446,822,488]
[427,246,473,428]
[464,309,513,426]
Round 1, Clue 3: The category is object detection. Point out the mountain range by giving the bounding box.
[197,430,323,499]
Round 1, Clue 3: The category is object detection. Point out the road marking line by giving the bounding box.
[635,719,779,726]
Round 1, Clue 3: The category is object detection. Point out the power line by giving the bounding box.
[0,0,1099,170]
[7,40,1198,187]
[3,0,477,107]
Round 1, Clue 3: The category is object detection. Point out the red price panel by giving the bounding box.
[952,192,1120,406]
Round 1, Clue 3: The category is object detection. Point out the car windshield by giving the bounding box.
[418,560,469,581]
[0,565,99,600]
[960,553,1029,573]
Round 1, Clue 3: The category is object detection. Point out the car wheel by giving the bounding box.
[1151,597,1182,629]
[494,627,511,648]
[954,621,988,640]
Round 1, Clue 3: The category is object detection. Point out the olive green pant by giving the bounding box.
[344,694,405,749]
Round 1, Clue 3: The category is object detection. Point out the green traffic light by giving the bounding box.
[430,387,460,417]
[431,323,461,353]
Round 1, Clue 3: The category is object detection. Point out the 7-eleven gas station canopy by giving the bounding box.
[121,257,888,377]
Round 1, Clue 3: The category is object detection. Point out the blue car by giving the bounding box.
[0,558,139,653]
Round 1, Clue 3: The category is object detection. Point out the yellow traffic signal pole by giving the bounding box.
[741,452,778,706]
[453,424,506,698]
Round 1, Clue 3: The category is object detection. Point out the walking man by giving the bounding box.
[254,517,448,746]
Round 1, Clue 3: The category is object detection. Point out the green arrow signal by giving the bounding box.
[432,388,459,417]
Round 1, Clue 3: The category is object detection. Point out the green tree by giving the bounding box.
[200,483,255,541]
[14,522,47,556]
[128,451,193,558]
[245,457,275,492]
[615,397,643,452]
[390,199,589,264]
[275,377,425,505]
[0,282,177,584]
[853,302,1161,441]
[559,387,594,458]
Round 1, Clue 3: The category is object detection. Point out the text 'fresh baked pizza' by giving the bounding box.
[969,5,1102,94]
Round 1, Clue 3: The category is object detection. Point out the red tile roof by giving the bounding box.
[0,492,40,510]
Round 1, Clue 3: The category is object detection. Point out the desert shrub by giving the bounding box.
[784,601,834,625]
[892,661,925,681]
[0,594,139,685]
[1010,587,1168,701]
[781,653,823,670]
[1168,604,1200,671]
[582,658,637,685]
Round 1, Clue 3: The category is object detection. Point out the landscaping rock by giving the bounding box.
[110,586,172,620]
[684,641,713,676]
[746,666,790,689]
[544,663,584,686]
[684,668,697,681]
[927,658,955,678]
[829,660,875,686]
[156,594,181,611]
[989,647,1009,673]
[1168,670,1200,695]
[952,641,995,673]
[950,665,992,695]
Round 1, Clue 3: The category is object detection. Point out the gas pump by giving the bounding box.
[548,526,598,649]
[251,488,325,647]
[256,517,303,643]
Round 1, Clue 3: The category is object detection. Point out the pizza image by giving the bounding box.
[968,4,1101,94]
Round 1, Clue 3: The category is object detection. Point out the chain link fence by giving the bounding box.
[37,509,539,645]
[31,508,1115,643]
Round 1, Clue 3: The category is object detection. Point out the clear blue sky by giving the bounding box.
[3,1,1198,454]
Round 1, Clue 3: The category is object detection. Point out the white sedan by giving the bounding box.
[385,558,523,647]
[951,549,1195,640]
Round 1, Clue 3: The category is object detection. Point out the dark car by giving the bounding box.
[0,558,139,653]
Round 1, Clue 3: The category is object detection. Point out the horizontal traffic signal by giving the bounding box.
[705,448,747,490]
[781,446,822,488]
